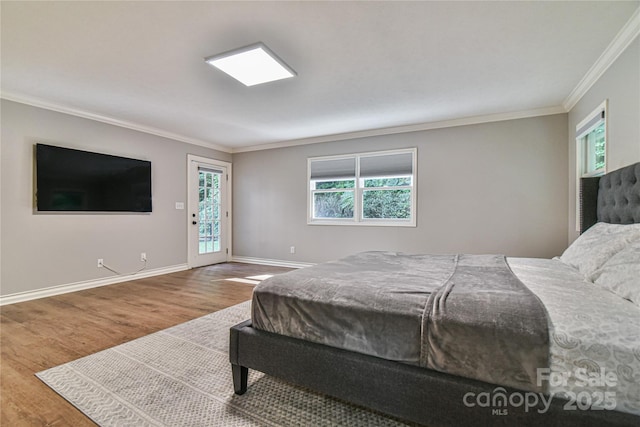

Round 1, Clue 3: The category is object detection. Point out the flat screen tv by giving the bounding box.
[35,144,152,212]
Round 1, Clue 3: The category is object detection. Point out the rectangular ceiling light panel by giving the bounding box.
[205,43,296,87]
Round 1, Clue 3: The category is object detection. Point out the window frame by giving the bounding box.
[575,99,607,231]
[307,148,417,227]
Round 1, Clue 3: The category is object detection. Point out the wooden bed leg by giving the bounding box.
[232,364,248,395]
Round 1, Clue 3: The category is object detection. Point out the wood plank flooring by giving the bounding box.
[0,262,292,427]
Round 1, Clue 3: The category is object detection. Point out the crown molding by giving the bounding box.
[0,92,233,153]
[563,7,640,111]
[231,105,567,153]
[3,91,567,155]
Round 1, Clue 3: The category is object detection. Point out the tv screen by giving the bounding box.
[35,144,152,212]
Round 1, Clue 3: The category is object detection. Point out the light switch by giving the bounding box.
[175,202,185,210]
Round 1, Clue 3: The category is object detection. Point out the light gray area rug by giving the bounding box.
[37,301,411,426]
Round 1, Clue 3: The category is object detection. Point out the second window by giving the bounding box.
[308,148,416,226]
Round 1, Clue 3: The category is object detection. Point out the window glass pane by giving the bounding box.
[363,189,411,219]
[314,179,355,190]
[213,221,220,252]
[364,177,411,188]
[590,122,605,170]
[198,168,222,253]
[313,191,354,218]
[213,201,220,220]
[582,121,605,175]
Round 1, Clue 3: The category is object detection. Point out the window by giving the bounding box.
[308,148,416,226]
[576,100,607,178]
[575,100,607,230]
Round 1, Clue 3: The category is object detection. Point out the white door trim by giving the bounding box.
[187,154,233,268]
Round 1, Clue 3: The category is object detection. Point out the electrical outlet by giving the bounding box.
[141,252,147,262]
[97,258,104,268]
[290,246,296,254]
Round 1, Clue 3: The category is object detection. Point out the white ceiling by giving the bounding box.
[1,1,638,152]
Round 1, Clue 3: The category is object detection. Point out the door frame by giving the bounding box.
[187,154,233,268]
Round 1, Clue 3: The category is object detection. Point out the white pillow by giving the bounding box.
[590,240,640,306]
[560,222,640,278]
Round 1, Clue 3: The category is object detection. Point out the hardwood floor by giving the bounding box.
[0,262,292,426]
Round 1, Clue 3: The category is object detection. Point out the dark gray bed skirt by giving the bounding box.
[230,320,639,427]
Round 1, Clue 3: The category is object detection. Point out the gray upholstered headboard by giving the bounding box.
[580,162,640,233]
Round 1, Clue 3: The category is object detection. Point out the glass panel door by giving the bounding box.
[188,156,228,268]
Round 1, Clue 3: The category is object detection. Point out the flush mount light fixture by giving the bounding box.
[205,43,296,87]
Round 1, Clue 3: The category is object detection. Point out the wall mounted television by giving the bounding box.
[35,144,152,212]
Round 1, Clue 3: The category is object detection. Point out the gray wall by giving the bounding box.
[0,100,230,296]
[233,114,569,263]
[4,38,636,296]
[567,37,640,242]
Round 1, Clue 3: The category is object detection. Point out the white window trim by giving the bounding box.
[307,148,417,227]
[575,99,607,231]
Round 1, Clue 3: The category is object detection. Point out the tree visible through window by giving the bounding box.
[198,169,221,254]
[363,177,412,219]
[313,179,354,219]
[585,122,606,173]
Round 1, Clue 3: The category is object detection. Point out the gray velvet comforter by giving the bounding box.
[251,251,550,392]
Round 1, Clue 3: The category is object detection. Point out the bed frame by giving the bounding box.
[230,162,640,427]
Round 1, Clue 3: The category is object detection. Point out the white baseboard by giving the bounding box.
[0,264,189,306]
[231,256,315,269]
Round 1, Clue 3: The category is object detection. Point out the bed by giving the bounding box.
[230,162,640,426]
